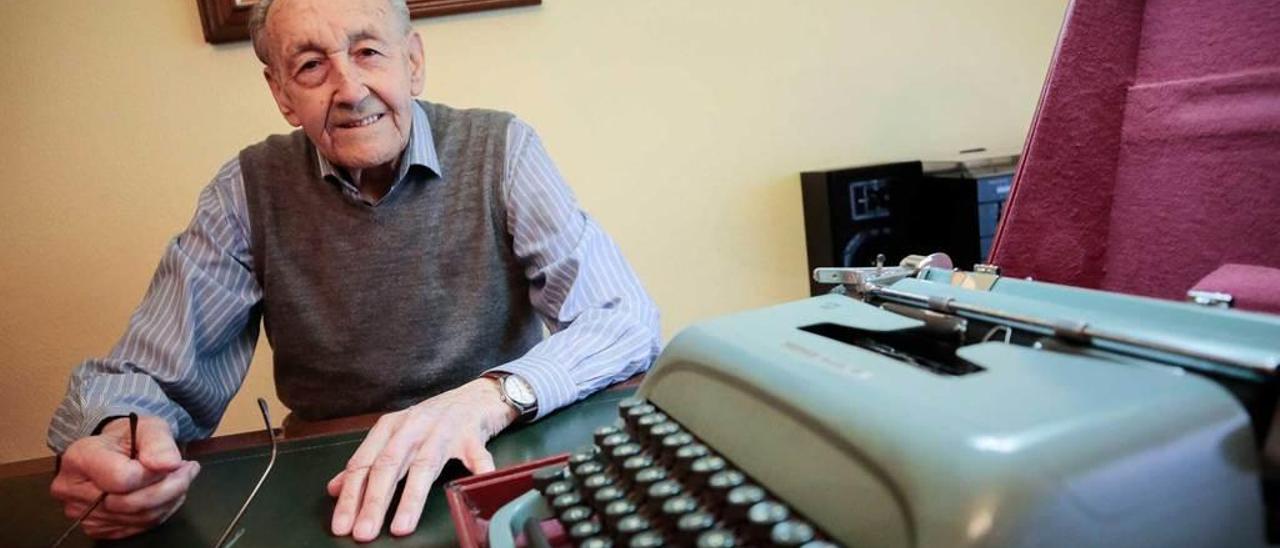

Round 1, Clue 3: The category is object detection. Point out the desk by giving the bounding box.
[0,387,631,547]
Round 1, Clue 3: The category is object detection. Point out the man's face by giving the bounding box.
[262,0,425,171]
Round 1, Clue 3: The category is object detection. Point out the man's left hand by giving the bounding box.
[326,377,518,541]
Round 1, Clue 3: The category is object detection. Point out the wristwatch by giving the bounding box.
[483,371,538,421]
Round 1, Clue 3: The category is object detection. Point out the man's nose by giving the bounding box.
[329,58,369,107]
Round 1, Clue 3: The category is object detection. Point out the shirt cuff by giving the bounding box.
[74,404,182,450]
[487,354,577,421]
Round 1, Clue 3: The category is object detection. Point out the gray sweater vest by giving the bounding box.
[239,101,543,420]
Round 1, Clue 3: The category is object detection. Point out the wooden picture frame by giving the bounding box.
[196,0,541,44]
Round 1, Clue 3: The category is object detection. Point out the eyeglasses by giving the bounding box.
[215,397,278,548]
[51,399,278,548]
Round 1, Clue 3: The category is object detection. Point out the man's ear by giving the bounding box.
[407,31,425,96]
[263,67,303,127]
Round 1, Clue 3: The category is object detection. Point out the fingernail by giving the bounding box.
[332,515,351,535]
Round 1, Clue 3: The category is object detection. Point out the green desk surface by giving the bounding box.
[2,388,630,548]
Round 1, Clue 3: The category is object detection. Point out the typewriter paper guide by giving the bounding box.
[639,294,1265,547]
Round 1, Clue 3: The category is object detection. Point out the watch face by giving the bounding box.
[503,375,536,407]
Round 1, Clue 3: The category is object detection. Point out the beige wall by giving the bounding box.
[0,0,1066,462]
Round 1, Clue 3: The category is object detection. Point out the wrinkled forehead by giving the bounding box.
[266,0,404,60]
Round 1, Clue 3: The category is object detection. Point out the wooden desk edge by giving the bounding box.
[0,375,644,479]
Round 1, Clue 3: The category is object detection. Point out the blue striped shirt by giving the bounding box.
[47,104,662,453]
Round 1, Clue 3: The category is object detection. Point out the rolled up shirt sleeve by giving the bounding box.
[489,118,662,419]
[47,160,263,453]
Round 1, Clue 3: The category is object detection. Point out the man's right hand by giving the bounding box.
[49,415,200,539]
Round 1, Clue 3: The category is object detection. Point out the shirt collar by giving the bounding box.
[315,101,441,185]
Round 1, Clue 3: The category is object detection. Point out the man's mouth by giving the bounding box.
[335,113,384,129]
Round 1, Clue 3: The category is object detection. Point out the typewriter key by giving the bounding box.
[570,446,599,466]
[621,454,655,480]
[610,442,643,466]
[660,432,696,460]
[615,514,652,544]
[532,465,568,493]
[570,520,604,541]
[559,505,594,527]
[593,485,626,510]
[644,479,684,514]
[636,412,669,430]
[673,443,710,477]
[676,511,716,544]
[660,494,700,518]
[583,473,616,494]
[796,541,838,548]
[645,421,681,447]
[625,403,657,422]
[704,469,745,508]
[600,432,633,453]
[603,499,638,528]
[696,529,739,547]
[628,531,666,548]
[617,396,645,415]
[594,424,622,446]
[724,485,766,524]
[630,466,668,500]
[545,480,575,498]
[574,460,606,479]
[580,536,614,548]
[746,501,791,543]
[688,455,727,491]
[552,491,584,511]
[770,519,817,546]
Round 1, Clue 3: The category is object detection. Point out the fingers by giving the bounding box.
[352,417,438,541]
[460,440,496,475]
[60,436,171,499]
[134,416,183,473]
[102,461,198,516]
[326,470,344,498]
[331,413,401,536]
[389,453,443,536]
[61,462,196,532]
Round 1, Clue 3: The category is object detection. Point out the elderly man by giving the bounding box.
[47,0,659,542]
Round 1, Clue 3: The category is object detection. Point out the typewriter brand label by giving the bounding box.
[782,340,872,380]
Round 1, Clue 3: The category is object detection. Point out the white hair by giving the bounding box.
[248,0,412,65]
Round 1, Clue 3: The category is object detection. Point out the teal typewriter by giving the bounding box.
[479,254,1280,547]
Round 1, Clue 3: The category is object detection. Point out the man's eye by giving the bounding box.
[358,48,381,57]
[297,60,320,73]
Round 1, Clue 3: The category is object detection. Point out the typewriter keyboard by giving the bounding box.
[529,396,842,547]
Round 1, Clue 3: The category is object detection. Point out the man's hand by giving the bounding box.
[49,415,200,539]
[328,377,518,541]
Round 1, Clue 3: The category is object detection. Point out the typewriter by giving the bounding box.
[483,254,1280,547]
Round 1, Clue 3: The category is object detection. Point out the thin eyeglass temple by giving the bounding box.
[50,413,139,548]
[214,398,278,548]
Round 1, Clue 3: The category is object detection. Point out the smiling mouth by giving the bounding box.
[335,113,384,129]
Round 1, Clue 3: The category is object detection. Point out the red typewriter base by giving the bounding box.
[445,453,571,548]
